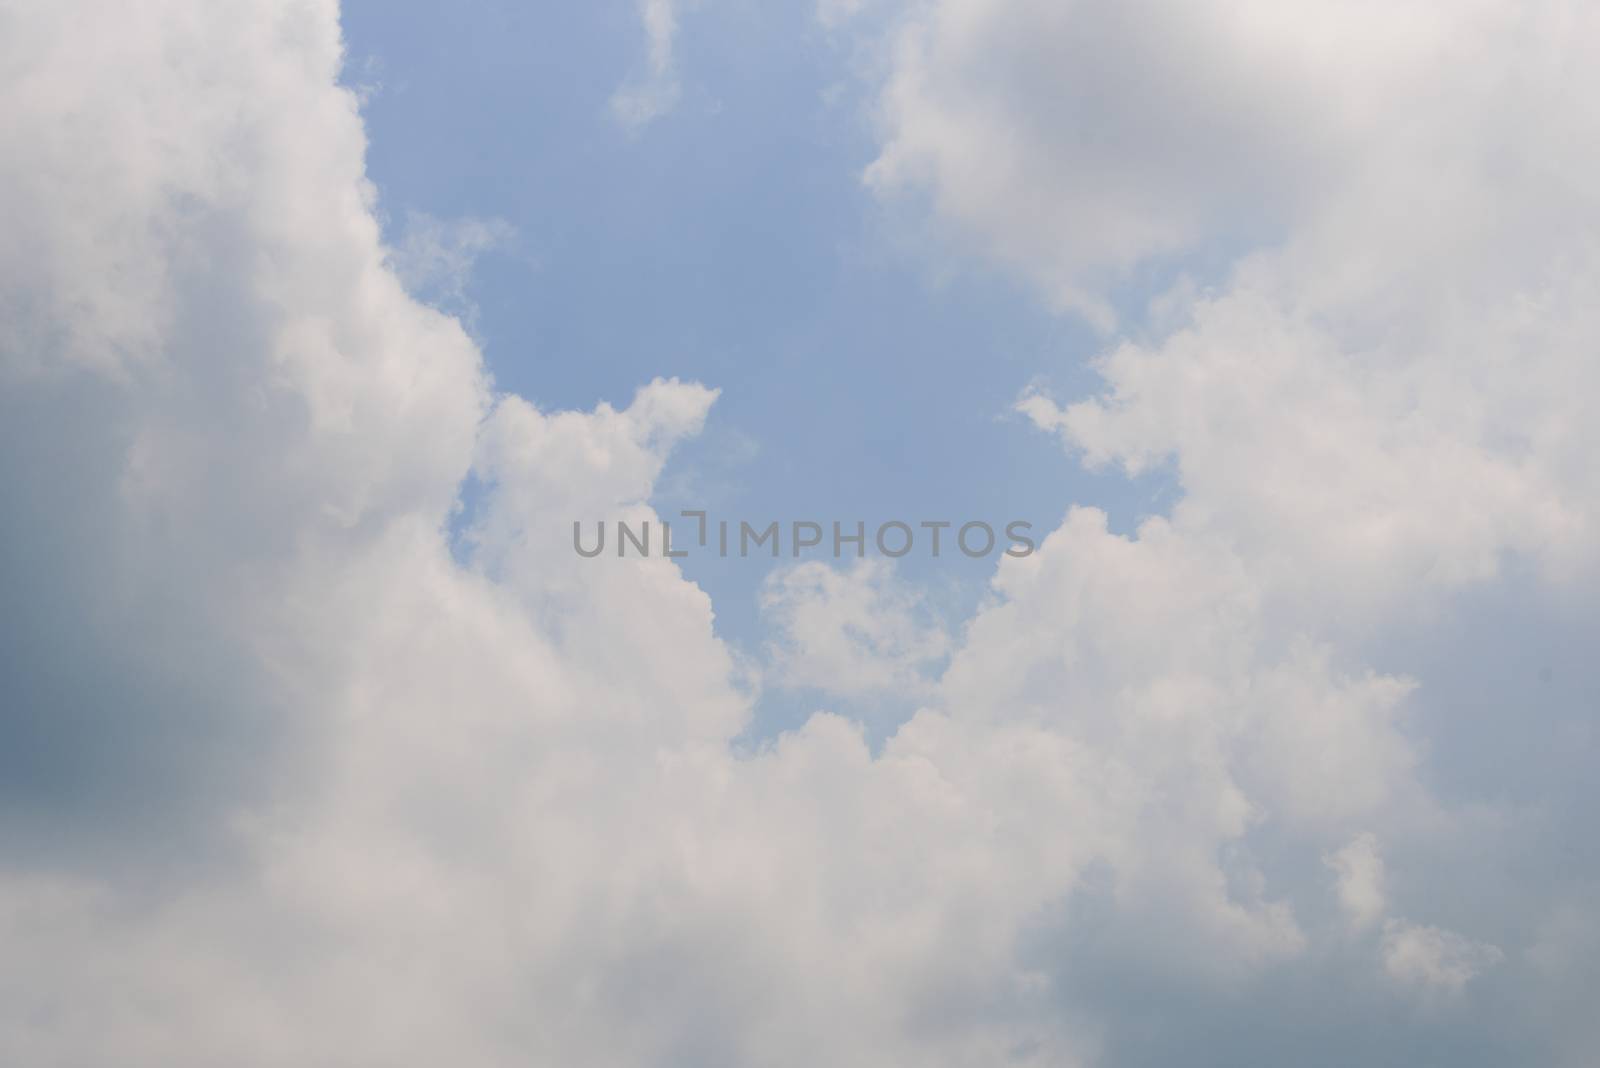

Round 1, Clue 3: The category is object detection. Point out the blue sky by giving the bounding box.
[342,0,1171,694]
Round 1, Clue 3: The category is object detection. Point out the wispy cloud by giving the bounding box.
[610,0,682,130]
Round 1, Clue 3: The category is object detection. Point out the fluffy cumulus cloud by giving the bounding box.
[1,2,1596,1067]
[861,0,1600,1061]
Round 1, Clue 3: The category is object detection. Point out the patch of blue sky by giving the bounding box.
[343,0,1186,735]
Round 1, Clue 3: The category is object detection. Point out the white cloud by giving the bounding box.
[863,0,1600,332]
[882,0,1600,614]
[1323,834,1502,994]
[1381,920,1504,995]
[1,0,1595,1064]
[854,0,1594,1053]
[387,210,515,328]
[1,2,1317,1062]
[1326,832,1387,932]
[611,0,684,130]
[761,559,950,700]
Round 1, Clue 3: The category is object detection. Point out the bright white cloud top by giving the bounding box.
[1,1,1597,1065]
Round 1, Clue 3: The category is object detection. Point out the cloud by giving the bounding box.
[386,210,515,328]
[761,559,950,700]
[854,0,1597,1057]
[1325,834,1502,994]
[864,0,1600,334]
[1381,921,1504,995]
[0,0,1595,1065]
[1326,832,1387,932]
[610,0,684,130]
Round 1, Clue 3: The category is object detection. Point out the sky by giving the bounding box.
[1,1,1598,1065]
[339,0,1159,703]
[341,0,1184,737]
